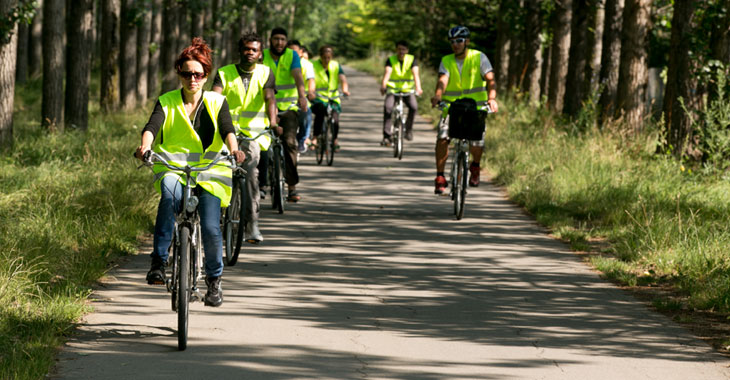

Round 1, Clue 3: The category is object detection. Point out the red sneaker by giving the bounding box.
[434,175,447,194]
[469,163,480,187]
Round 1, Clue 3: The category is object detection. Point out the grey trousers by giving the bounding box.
[383,93,417,137]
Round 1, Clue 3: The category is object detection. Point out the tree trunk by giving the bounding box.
[540,43,552,100]
[210,0,220,60]
[190,2,204,39]
[563,0,591,117]
[507,1,524,92]
[548,0,572,113]
[494,0,511,92]
[522,0,543,104]
[137,7,150,103]
[0,0,18,150]
[100,0,120,112]
[65,0,93,130]
[663,0,695,156]
[29,0,43,77]
[615,0,651,132]
[119,0,137,110]
[148,0,161,99]
[15,16,28,84]
[598,0,623,124]
[708,3,730,104]
[583,0,604,99]
[177,4,190,52]
[161,0,179,92]
[41,0,65,131]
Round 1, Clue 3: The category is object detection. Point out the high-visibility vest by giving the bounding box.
[153,90,233,207]
[216,63,272,150]
[441,49,488,108]
[312,58,341,104]
[386,54,415,93]
[263,48,299,112]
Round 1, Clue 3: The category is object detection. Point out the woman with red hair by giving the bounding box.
[135,38,244,307]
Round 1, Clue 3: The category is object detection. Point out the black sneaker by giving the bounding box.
[146,258,166,285]
[204,276,223,307]
[380,136,392,146]
[405,130,413,141]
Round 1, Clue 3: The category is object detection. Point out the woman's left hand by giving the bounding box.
[231,149,245,164]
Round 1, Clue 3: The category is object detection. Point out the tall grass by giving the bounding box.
[1,78,157,379]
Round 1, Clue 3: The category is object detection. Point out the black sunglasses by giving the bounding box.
[178,71,206,80]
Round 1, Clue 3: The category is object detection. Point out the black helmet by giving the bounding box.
[448,26,470,39]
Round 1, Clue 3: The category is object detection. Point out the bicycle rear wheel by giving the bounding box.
[177,225,191,350]
[393,117,403,160]
[272,144,285,213]
[224,175,245,266]
[454,152,468,220]
[326,118,335,166]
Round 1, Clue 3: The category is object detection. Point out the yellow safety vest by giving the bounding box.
[216,63,272,150]
[441,49,488,109]
[153,90,233,207]
[263,48,299,112]
[387,54,415,93]
[312,59,341,104]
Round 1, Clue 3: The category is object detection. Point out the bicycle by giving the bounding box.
[389,91,414,160]
[223,129,271,266]
[267,129,286,213]
[140,150,237,350]
[315,94,342,166]
[439,101,493,220]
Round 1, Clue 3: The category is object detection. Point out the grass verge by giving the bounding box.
[1,77,157,379]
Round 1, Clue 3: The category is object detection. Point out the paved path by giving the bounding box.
[52,68,730,379]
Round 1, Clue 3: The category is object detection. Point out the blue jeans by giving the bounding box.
[151,175,223,278]
[297,107,313,146]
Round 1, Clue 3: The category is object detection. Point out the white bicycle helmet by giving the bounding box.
[448,26,470,39]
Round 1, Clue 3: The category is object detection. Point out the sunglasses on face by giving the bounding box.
[178,71,206,80]
[449,38,466,44]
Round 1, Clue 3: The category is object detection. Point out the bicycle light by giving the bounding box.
[186,195,199,213]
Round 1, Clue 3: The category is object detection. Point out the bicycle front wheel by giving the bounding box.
[224,175,245,266]
[454,152,468,220]
[326,118,335,166]
[394,117,403,160]
[177,225,191,350]
[272,144,285,213]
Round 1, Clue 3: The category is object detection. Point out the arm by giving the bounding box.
[484,71,498,113]
[136,131,155,160]
[431,73,449,107]
[224,132,245,163]
[307,78,315,101]
[291,67,308,110]
[339,73,350,97]
[212,85,223,94]
[380,66,393,96]
[264,87,281,134]
[412,66,423,97]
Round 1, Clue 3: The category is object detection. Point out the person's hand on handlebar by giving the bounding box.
[487,99,499,113]
[431,93,442,108]
[342,89,351,97]
[135,145,150,161]
[230,149,245,164]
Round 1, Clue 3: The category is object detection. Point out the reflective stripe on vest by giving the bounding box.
[387,54,415,92]
[217,63,272,150]
[442,49,488,106]
[263,48,299,112]
[312,59,341,104]
[153,90,233,207]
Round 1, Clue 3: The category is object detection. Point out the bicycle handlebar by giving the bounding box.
[141,150,237,172]
[437,101,494,114]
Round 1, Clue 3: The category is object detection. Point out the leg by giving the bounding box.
[198,188,223,279]
[311,102,326,138]
[382,93,395,138]
[331,110,340,140]
[405,93,418,138]
[148,175,183,283]
[258,147,269,196]
[240,140,263,242]
[434,116,451,194]
[279,110,300,188]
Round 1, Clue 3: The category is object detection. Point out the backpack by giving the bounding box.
[448,98,485,140]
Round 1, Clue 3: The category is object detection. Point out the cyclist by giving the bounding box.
[135,37,245,307]
[430,26,498,194]
[212,32,278,245]
[287,40,316,154]
[311,45,350,151]
[379,40,423,146]
[262,27,308,202]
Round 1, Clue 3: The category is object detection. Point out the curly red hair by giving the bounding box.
[174,37,213,76]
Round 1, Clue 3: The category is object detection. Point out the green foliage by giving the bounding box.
[0,0,37,44]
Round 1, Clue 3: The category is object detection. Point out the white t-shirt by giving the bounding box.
[301,59,315,81]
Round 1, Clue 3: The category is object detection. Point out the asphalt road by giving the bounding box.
[51,68,730,379]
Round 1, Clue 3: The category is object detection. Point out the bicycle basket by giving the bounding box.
[448,98,485,140]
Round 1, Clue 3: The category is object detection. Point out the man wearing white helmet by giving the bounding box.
[431,25,499,194]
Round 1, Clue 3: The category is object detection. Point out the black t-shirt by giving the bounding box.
[212,64,276,93]
[142,89,236,151]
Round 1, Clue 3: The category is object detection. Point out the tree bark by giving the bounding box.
[507,1,524,91]
[136,7,150,103]
[563,0,591,116]
[708,2,730,104]
[663,0,695,156]
[548,0,572,113]
[540,43,552,100]
[29,0,43,77]
[583,0,604,99]
[65,0,93,130]
[0,0,18,150]
[598,0,623,124]
[15,16,28,84]
[41,0,65,131]
[177,4,190,52]
[522,0,543,104]
[148,0,161,99]
[160,0,179,92]
[100,0,120,112]
[190,2,204,39]
[494,0,511,92]
[119,0,137,110]
[615,0,651,132]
